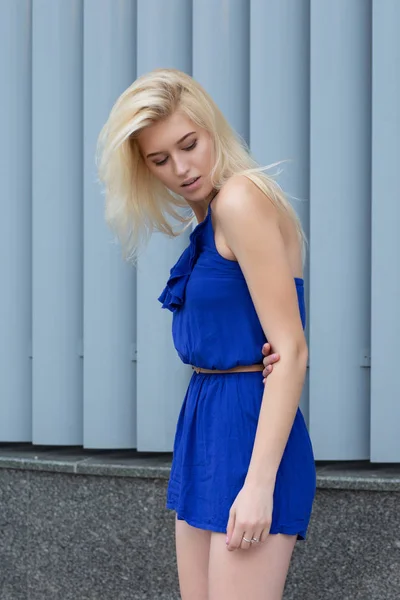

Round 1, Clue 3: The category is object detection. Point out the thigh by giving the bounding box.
[175,517,212,600]
[208,532,296,600]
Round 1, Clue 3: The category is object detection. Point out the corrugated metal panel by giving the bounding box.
[193,0,249,142]
[136,0,192,451]
[0,0,398,460]
[309,0,372,460]
[370,0,400,462]
[32,0,83,444]
[0,0,32,441]
[83,0,137,448]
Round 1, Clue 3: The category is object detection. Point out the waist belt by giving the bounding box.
[191,364,264,375]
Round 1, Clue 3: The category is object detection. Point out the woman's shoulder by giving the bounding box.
[214,174,303,276]
[213,174,279,224]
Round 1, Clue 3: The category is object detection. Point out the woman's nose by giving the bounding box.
[173,157,189,177]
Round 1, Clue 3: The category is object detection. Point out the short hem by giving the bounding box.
[166,503,308,541]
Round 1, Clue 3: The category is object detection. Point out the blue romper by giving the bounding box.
[159,201,316,540]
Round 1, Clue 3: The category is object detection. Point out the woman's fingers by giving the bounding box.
[262,364,273,379]
[260,527,270,543]
[263,352,279,367]
[245,528,265,550]
[262,350,280,380]
[239,529,267,550]
[226,509,235,549]
[228,524,269,551]
[228,524,265,551]
[262,342,271,356]
[227,520,246,551]
[239,531,254,551]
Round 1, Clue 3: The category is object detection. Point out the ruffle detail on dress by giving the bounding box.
[158,214,209,313]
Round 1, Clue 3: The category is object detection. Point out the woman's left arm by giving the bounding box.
[216,176,308,550]
[218,176,308,477]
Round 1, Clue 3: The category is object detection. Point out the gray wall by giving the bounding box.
[0,0,399,461]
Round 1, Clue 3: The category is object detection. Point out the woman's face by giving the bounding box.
[137,110,215,203]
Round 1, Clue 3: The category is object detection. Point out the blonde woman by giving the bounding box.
[97,68,316,600]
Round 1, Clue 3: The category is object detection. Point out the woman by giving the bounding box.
[97,68,316,600]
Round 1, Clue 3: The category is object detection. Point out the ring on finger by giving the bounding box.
[242,536,252,543]
[251,537,261,543]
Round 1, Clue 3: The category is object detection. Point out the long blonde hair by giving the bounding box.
[96,68,306,263]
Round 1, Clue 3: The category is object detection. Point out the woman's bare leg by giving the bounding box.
[208,533,296,600]
[175,517,211,600]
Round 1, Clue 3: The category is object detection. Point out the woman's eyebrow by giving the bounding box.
[146,131,196,158]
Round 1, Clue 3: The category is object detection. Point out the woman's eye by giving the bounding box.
[184,140,197,151]
[153,141,196,166]
[154,157,168,166]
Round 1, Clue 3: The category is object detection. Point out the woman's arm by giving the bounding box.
[216,175,308,485]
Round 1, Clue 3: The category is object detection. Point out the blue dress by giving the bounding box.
[158,201,316,540]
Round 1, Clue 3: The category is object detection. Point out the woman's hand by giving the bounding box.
[225,480,274,551]
[262,342,280,383]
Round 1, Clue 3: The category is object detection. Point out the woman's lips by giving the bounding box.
[181,176,201,191]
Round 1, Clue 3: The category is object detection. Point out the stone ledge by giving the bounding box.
[0,444,399,491]
[0,444,172,479]
[317,461,400,491]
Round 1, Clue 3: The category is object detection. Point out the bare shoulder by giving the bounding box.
[213,174,279,225]
[213,174,303,279]
[212,174,281,258]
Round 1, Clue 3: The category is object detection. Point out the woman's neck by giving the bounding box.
[188,189,218,224]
